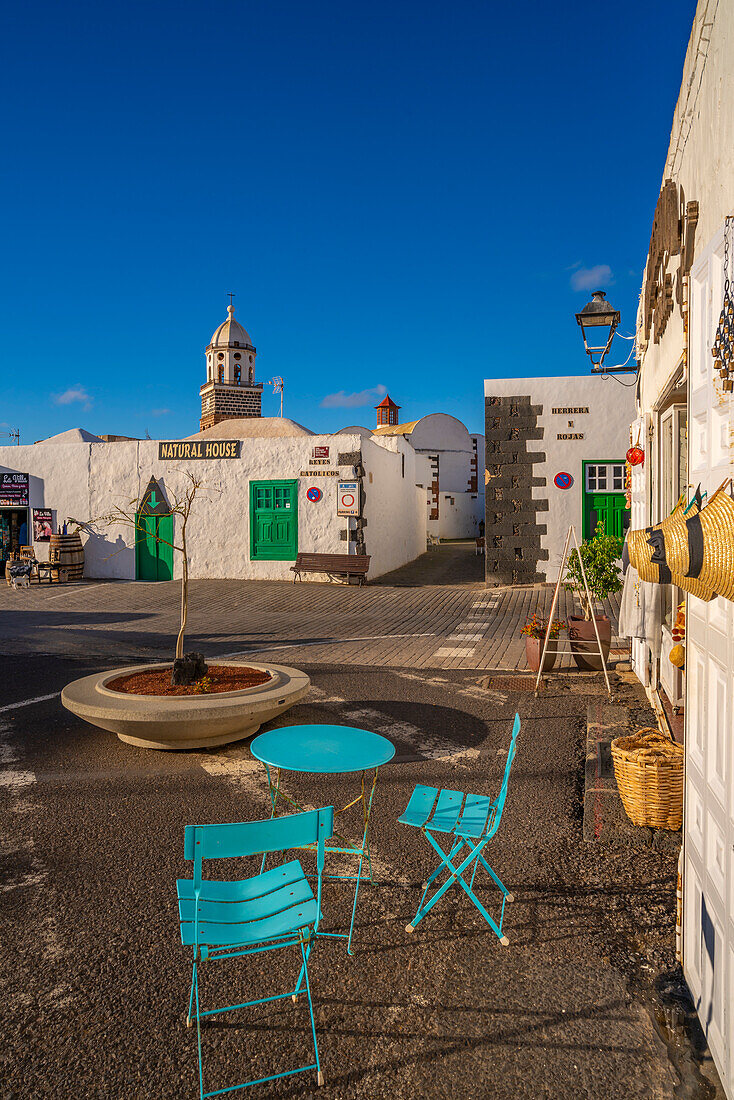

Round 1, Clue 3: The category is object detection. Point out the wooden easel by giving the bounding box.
[534,524,612,699]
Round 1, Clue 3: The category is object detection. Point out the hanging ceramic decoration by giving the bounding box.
[624,462,632,510]
[712,217,734,393]
[627,480,734,602]
[671,601,685,643]
[669,644,685,669]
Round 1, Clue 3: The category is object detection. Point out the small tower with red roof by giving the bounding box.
[375,393,401,427]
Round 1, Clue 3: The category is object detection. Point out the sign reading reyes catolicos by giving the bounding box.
[0,471,29,506]
[158,440,241,460]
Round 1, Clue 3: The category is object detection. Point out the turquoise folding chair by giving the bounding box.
[399,712,520,943]
[177,806,334,1098]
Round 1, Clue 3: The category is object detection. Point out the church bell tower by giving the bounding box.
[199,299,263,431]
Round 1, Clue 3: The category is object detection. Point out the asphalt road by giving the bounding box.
[1,643,696,1100]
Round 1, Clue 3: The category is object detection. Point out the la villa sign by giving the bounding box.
[158,440,241,460]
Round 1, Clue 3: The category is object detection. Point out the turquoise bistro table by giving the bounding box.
[250,724,395,954]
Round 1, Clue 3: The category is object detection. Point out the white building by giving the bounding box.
[0,420,426,582]
[627,3,734,1092]
[0,313,485,582]
[340,395,485,539]
[483,376,635,583]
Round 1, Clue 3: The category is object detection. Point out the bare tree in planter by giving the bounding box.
[76,471,219,683]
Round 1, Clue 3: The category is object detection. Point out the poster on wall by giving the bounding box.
[337,482,359,517]
[0,471,29,507]
[32,510,53,541]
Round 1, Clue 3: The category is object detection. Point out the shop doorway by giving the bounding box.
[249,480,298,560]
[135,512,173,581]
[582,462,628,540]
[0,508,29,573]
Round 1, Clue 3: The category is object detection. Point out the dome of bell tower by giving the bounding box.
[207,303,255,351]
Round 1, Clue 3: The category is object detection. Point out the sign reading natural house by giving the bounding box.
[158,440,241,460]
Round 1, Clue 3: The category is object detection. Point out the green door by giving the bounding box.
[135,513,173,580]
[250,480,298,560]
[584,492,626,540]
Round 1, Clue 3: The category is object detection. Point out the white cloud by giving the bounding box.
[52,385,93,410]
[320,384,387,409]
[151,407,172,416]
[570,264,614,292]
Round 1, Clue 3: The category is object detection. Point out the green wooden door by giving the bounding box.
[135,513,173,580]
[583,492,626,540]
[250,480,298,560]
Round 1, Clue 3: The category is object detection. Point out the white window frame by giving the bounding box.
[585,462,625,493]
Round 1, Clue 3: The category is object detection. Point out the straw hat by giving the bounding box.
[627,481,734,602]
[627,500,717,601]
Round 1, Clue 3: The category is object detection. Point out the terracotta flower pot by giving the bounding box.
[568,615,612,671]
[524,635,558,673]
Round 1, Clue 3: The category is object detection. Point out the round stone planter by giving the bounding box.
[61,661,310,751]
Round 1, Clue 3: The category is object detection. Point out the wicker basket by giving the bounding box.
[611,728,684,831]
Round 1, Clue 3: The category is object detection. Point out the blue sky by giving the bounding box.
[1,0,695,442]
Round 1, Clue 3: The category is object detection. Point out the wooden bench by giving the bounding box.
[291,552,371,585]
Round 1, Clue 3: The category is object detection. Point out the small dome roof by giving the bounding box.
[187,417,314,440]
[208,304,254,350]
[34,427,103,445]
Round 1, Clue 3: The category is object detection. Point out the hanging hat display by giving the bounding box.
[627,496,717,601]
[627,481,734,602]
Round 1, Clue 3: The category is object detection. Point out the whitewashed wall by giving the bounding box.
[0,431,425,582]
[483,375,635,580]
[637,2,734,414]
[361,436,426,575]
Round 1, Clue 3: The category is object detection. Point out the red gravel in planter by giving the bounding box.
[106,666,272,697]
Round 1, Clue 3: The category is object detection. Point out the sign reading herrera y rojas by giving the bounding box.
[158,440,241,460]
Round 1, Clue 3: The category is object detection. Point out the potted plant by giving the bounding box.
[521,613,566,673]
[563,521,623,671]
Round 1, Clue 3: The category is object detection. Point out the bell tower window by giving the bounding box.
[234,365,241,384]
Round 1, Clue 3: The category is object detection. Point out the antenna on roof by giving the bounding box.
[267,377,284,417]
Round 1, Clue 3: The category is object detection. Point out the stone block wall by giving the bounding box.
[200,382,263,431]
[484,394,547,585]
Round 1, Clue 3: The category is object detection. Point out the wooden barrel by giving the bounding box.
[49,533,85,582]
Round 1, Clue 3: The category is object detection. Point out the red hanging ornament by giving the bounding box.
[626,428,644,467]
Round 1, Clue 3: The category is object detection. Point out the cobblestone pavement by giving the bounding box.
[0,543,623,672]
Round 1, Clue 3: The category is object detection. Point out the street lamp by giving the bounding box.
[574,290,625,371]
